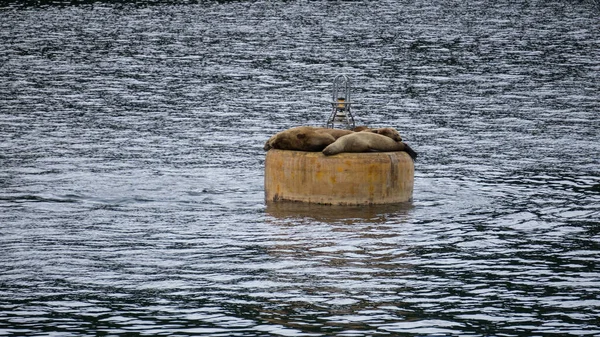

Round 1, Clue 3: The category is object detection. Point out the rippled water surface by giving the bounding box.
[1,0,599,336]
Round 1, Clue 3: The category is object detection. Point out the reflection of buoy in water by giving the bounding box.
[266,200,413,222]
[264,149,414,205]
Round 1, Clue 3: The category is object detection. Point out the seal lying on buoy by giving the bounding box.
[264,126,404,152]
[263,126,354,152]
[323,132,418,160]
[352,126,401,141]
[364,127,403,141]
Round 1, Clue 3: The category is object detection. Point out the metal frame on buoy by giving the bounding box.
[326,74,355,129]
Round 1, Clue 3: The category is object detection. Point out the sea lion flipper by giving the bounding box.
[403,143,418,161]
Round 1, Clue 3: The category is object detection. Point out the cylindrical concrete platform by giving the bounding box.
[264,150,414,205]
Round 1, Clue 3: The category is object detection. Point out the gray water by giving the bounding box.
[1,1,600,336]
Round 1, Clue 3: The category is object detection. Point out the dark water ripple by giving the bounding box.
[1,0,600,336]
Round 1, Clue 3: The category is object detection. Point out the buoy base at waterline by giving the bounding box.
[264,149,414,205]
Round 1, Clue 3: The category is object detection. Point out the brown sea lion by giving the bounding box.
[367,127,402,141]
[322,132,417,160]
[352,126,403,141]
[264,126,344,152]
[351,126,371,132]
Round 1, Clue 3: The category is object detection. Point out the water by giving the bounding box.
[1,0,599,336]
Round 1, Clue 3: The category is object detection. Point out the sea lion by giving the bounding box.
[367,127,402,141]
[353,126,403,141]
[322,132,417,160]
[264,126,350,152]
[351,126,371,132]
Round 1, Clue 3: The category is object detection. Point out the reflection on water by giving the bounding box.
[266,201,413,224]
[1,0,599,336]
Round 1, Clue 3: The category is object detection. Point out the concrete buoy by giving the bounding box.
[264,149,414,205]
